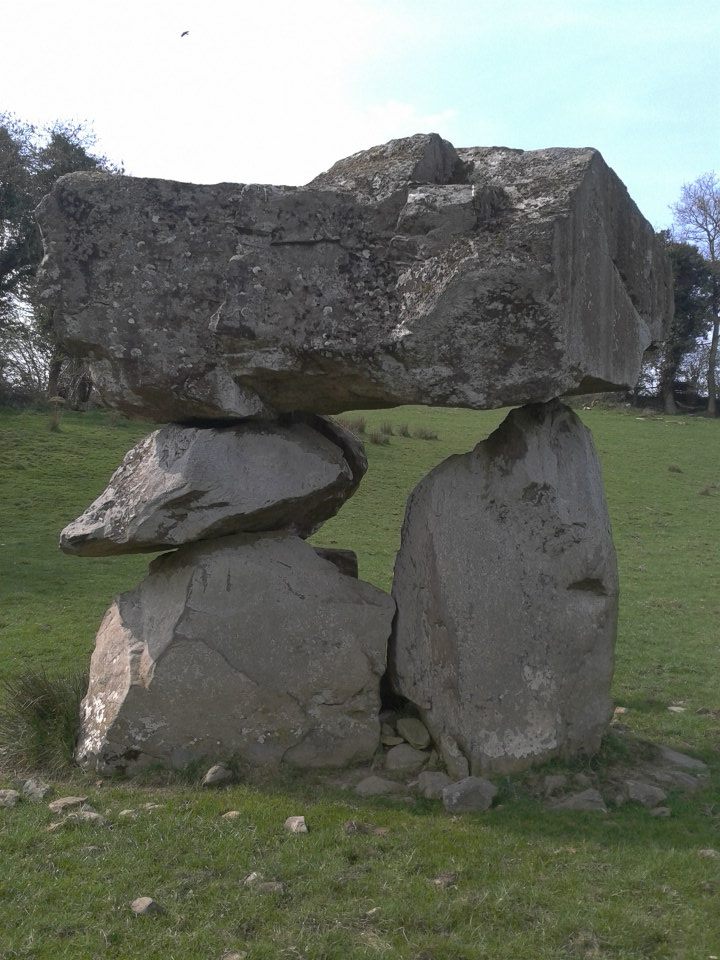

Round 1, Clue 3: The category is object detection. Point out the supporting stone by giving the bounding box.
[389,400,618,775]
[60,415,365,555]
[76,534,395,773]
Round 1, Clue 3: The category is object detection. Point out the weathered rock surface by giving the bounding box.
[354,776,404,798]
[549,788,607,813]
[441,776,498,813]
[36,134,671,422]
[60,416,365,556]
[390,400,618,775]
[75,533,395,773]
[416,770,452,799]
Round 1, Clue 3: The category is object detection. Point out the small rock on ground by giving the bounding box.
[342,819,390,836]
[650,806,671,818]
[698,848,720,860]
[202,763,233,786]
[47,809,106,831]
[222,810,241,820]
[442,777,497,814]
[48,796,87,814]
[549,789,607,813]
[657,746,708,772]
[355,776,404,798]
[396,717,431,750]
[384,742,429,773]
[624,780,667,808]
[416,771,451,800]
[431,871,458,888]
[21,779,50,801]
[221,952,248,960]
[131,896,164,915]
[284,815,308,834]
[0,789,20,808]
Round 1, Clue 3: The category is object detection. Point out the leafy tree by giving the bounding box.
[671,173,720,415]
[657,235,713,413]
[0,113,120,402]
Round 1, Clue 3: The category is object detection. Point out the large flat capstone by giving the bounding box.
[389,400,618,775]
[60,415,365,555]
[75,534,395,773]
[36,134,671,421]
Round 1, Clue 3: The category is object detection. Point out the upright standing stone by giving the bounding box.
[389,400,618,775]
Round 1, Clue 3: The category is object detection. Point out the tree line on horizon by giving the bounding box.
[1,112,718,417]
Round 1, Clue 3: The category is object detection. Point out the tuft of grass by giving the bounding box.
[368,429,390,445]
[414,426,439,440]
[380,421,394,435]
[0,668,88,772]
[398,422,412,437]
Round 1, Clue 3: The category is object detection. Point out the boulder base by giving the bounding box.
[76,534,395,773]
[389,400,618,775]
[60,415,365,556]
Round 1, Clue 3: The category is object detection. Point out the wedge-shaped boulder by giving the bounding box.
[75,534,395,773]
[389,400,618,776]
[60,415,365,555]
[35,134,671,422]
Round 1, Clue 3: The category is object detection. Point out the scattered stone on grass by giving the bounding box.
[118,809,137,819]
[431,871,458,889]
[202,763,233,787]
[284,815,308,834]
[396,717,431,750]
[698,849,720,860]
[657,746,708,773]
[416,771,452,800]
[355,776,404,798]
[222,810,241,820]
[549,789,607,813]
[141,802,164,811]
[48,796,88,814]
[668,705,686,713]
[131,896,164,915]
[624,780,667,809]
[442,777,497,813]
[650,806,671,818]
[221,951,248,960]
[47,809,106,832]
[0,789,20,808]
[384,743,429,774]
[342,819,390,836]
[243,873,284,893]
[21,779,50,801]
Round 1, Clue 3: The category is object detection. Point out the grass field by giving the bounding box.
[1,404,719,959]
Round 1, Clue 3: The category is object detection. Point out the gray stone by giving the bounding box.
[21,778,50,801]
[284,815,308,834]
[48,796,87,814]
[354,776,404,798]
[36,135,671,423]
[543,774,568,797]
[222,810,241,820]
[549,789,607,813]
[75,533,394,774]
[416,771,452,800]
[441,776,497,813]
[573,773,594,789]
[656,746,708,773]
[312,547,359,578]
[624,780,667,809]
[60,417,365,556]
[439,735,469,781]
[650,806,671,818]
[396,717,432,750]
[130,896,164,916]
[698,848,720,860]
[0,789,20,808]
[202,764,233,787]
[381,735,404,746]
[384,743,429,774]
[390,400,618,775]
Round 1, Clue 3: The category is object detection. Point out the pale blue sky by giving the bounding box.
[2,0,718,228]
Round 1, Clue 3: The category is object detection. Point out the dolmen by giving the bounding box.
[36,133,672,776]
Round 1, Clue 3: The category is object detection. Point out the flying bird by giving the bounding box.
[181,30,190,37]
